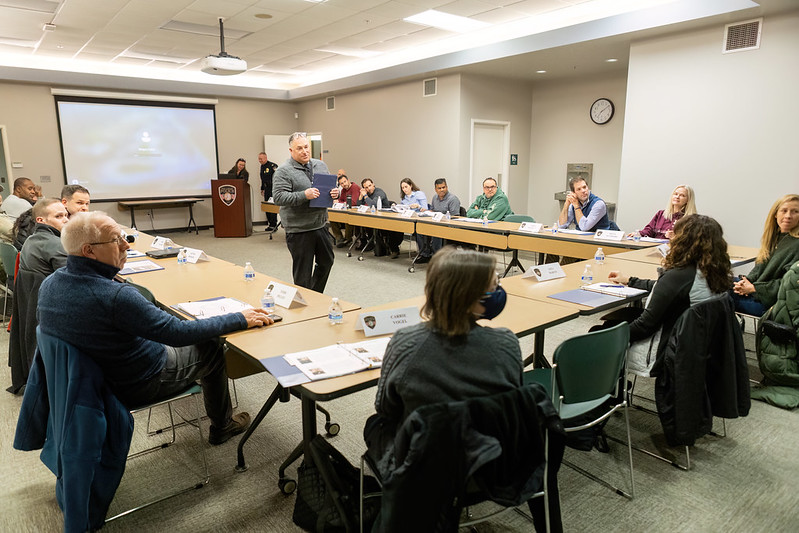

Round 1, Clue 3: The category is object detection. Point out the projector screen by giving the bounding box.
[54,96,218,201]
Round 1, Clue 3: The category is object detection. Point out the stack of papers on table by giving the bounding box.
[283,337,391,381]
[581,283,647,298]
[175,297,253,319]
[557,229,594,235]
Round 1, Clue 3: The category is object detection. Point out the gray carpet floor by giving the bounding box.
[2,225,798,532]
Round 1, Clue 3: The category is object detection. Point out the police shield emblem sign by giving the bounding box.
[219,185,236,206]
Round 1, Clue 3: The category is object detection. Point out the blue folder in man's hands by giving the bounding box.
[310,173,337,208]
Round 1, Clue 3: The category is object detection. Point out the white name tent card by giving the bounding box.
[332,202,347,210]
[521,262,566,281]
[357,204,369,213]
[431,212,444,222]
[657,243,670,257]
[266,281,308,309]
[594,229,624,241]
[184,248,209,264]
[150,236,178,250]
[400,209,414,219]
[357,306,421,337]
[518,222,543,234]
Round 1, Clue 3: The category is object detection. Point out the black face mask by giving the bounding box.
[479,285,507,320]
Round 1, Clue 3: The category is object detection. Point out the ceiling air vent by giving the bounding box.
[423,78,437,97]
[723,18,762,54]
[326,96,335,111]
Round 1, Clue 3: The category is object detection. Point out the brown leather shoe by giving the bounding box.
[208,412,251,445]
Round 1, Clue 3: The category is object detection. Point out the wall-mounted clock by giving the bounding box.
[590,98,614,125]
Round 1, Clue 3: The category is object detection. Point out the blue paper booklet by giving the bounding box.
[310,173,337,208]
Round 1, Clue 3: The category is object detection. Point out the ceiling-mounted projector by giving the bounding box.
[201,18,247,76]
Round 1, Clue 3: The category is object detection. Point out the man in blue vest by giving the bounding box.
[557,177,618,232]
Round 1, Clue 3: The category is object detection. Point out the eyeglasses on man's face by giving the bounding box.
[483,184,497,190]
[89,234,132,247]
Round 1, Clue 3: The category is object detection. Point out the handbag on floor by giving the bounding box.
[293,435,380,533]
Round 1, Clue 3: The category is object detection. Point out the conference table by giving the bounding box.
[225,293,578,491]
[118,197,203,234]
[612,243,759,268]
[501,256,662,315]
[322,209,660,273]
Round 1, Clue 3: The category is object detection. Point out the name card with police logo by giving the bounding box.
[431,212,444,222]
[657,243,670,257]
[357,204,369,213]
[266,281,308,309]
[521,262,566,281]
[400,209,414,218]
[332,202,347,210]
[358,306,420,337]
[184,248,209,264]
[594,229,624,241]
[151,236,178,250]
[518,222,543,234]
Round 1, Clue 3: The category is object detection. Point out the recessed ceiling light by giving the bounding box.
[536,70,547,74]
[304,0,327,3]
[56,44,63,49]
[404,10,490,33]
[606,58,618,62]
[254,14,272,20]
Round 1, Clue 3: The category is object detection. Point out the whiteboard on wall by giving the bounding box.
[264,135,291,167]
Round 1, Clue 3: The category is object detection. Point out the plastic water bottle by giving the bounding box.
[594,247,605,265]
[328,297,343,325]
[580,264,594,286]
[261,288,275,314]
[482,211,488,227]
[244,262,255,282]
[177,248,187,265]
[370,204,376,214]
[377,196,382,210]
[552,221,559,234]
[633,230,641,243]
[445,210,451,221]
[131,226,139,240]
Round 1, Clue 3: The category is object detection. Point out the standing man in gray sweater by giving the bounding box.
[273,132,339,292]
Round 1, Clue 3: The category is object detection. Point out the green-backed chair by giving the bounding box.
[504,214,535,223]
[501,215,536,276]
[525,321,635,499]
[1,241,19,325]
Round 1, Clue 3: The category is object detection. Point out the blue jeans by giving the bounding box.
[730,290,766,316]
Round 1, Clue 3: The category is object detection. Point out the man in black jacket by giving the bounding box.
[258,151,279,230]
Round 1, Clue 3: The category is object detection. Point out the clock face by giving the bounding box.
[590,98,614,125]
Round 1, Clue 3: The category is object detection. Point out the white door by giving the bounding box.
[470,121,509,205]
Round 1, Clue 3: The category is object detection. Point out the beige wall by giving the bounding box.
[296,74,462,203]
[460,75,533,214]
[618,11,799,246]
[0,82,297,229]
[527,72,628,226]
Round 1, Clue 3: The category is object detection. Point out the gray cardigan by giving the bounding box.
[272,157,330,233]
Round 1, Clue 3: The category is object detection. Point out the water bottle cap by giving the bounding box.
[332,297,339,302]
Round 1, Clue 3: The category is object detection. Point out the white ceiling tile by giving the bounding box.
[439,0,499,17]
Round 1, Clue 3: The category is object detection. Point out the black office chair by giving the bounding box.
[361,383,563,532]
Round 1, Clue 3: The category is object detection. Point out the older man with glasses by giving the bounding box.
[465,177,513,221]
[36,211,275,444]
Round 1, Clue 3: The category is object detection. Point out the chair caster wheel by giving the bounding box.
[408,267,415,273]
[325,422,341,436]
[279,478,297,495]
[347,252,352,257]
[358,256,364,261]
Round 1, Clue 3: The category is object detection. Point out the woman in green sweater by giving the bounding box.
[733,194,799,315]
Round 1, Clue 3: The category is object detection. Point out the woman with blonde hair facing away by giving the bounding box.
[733,194,799,316]
[633,185,696,239]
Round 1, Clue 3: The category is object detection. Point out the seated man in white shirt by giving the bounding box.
[2,177,38,218]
